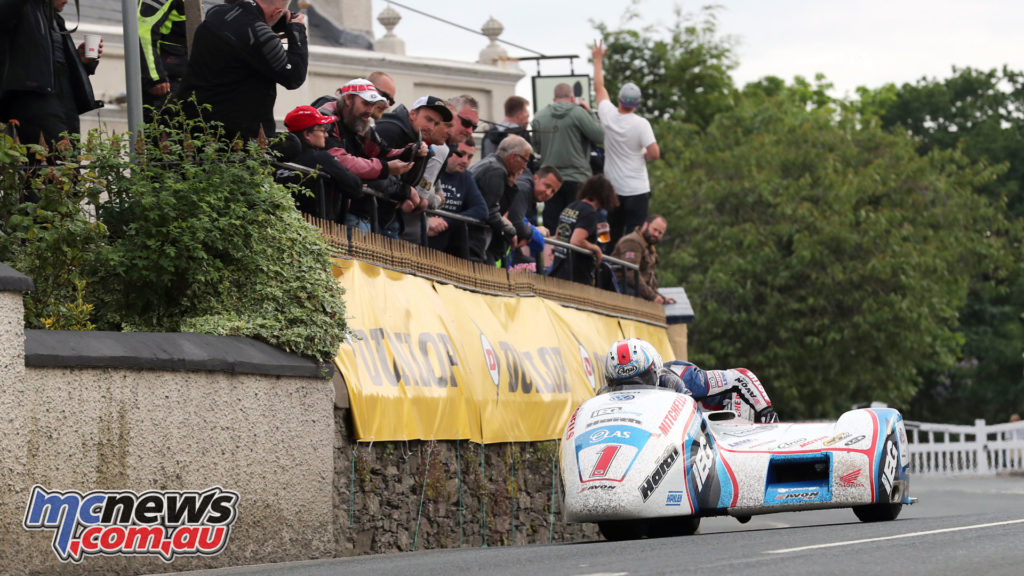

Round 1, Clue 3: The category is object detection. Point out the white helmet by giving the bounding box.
[604,338,663,387]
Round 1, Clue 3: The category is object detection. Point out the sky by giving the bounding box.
[370,0,1024,101]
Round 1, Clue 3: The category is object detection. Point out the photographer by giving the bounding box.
[177,0,307,141]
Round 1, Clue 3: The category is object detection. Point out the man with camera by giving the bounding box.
[177,0,308,140]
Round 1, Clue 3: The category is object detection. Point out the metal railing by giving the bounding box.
[904,419,1024,476]
[272,161,641,295]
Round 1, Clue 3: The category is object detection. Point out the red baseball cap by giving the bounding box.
[284,105,334,133]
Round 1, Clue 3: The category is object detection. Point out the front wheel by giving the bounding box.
[598,519,649,541]
[853,503,902,522]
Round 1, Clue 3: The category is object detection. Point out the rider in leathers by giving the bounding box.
[604,338,779,423]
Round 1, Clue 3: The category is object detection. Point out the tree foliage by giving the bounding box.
[650,88,1008,418]
[855,67,1024,422]
[0,109,348,363]
[592,1,738,129]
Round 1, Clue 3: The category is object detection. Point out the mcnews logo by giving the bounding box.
[23,485,239,563]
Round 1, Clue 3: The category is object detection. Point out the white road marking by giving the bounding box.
[764,518,1024,554]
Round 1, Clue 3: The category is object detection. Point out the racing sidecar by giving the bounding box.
[559,386,913,540]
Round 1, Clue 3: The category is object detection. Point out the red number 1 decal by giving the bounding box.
[591,445,620,478]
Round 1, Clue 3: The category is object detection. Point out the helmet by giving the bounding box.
[604,338,663,387]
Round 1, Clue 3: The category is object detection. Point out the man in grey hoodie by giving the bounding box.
[531,84,605,232]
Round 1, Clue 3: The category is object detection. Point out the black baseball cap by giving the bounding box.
[412,96,454,122]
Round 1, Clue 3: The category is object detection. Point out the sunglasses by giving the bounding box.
[458,115,478,131]
[378,90,395,107]
[451,149,466,158]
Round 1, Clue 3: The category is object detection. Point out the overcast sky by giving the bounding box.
[372,0,1024,100]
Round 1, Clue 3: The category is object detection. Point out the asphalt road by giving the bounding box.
[163,475,1024,576]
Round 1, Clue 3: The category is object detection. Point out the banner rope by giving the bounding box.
[412,442,433,551]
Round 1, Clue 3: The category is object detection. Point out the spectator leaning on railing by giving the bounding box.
[470,135,533,266]
[280,105,362,222]
[548,174,619,285]
[429,137,489,260]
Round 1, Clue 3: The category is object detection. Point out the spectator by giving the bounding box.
[280,105,362,221]
[429,138,488,259]
[509,165,563,270]
[400,101,454,243]
[531,81,604,235]
[592,40,660,247]
[447,94,480,146]
[0,0,104,148]
[177,0,307,140]
[375,95,454,236]
[483,95,531,158]
[609,214,676,303]
[470,135,533,265]
[366,71,395,120]
[138,0,187,123]
[548,174,619,285]
[314,78,418,232]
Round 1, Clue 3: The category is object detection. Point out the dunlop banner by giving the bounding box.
[333,259,673,443]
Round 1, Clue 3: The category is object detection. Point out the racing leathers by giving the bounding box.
[658,360,779,423]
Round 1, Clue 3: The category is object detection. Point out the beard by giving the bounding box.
[643,231,660,245]
[341,101,370,133]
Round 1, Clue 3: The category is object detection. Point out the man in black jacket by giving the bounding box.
[0,0,103,147]
[177,0,307,140]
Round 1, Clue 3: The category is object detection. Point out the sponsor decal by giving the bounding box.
[691,434,715,492]
[585,417,643,429]
[590,445,621,478]
[564,408,578,441]
[881,439,898,497]
[838,468,865,488]
[579,484,617,493]
[823,433,851,447]
[779,491,820,501]
[23,486,238,563]
[776,438,806,450]
[800,436,829,448]
[706,370,727,393]
[665,491,684,506]
[727,438,754,448]
[615,364,639,377]
[608,394,635,402]
[592,407,622,418]
[720,424,777,438]
[658,396,687,436]
[481,333,500,388]
[589,428,631,443]
[579,344,596,391]
[844,435,867,447]
[639,446,680,502]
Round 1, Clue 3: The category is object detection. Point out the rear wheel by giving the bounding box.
[648,515,700,538]
[598,519,649,541]
[853,503,902,522]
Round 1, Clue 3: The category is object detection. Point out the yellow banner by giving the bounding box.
[334,260,475,441]
[333,259,673,443]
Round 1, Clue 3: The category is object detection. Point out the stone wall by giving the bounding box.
[0,265,601,575]
[330,409,599,555]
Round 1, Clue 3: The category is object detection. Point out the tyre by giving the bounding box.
[853,503,902,522]
[648,515,700,538]
[598,519,649,541]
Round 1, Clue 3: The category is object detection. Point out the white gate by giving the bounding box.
[905,419,1024,476]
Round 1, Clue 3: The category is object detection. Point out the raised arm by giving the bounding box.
[592,40,610,105]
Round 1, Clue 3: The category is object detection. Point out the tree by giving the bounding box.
[592,2,738,129]
[650,87,1008,419]
[855,68,1024,423]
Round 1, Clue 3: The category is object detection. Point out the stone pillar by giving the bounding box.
[313,0,374,40]
[375,3,405,56]
[478,16,510,68]
[0,264,32,572]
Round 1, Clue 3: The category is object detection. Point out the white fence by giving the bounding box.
[905,419,1024,476]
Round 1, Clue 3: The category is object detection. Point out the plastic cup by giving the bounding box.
[84,34,101,60]
[597,221,611,244]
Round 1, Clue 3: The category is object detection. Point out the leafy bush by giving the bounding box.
[0,109,348,363]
